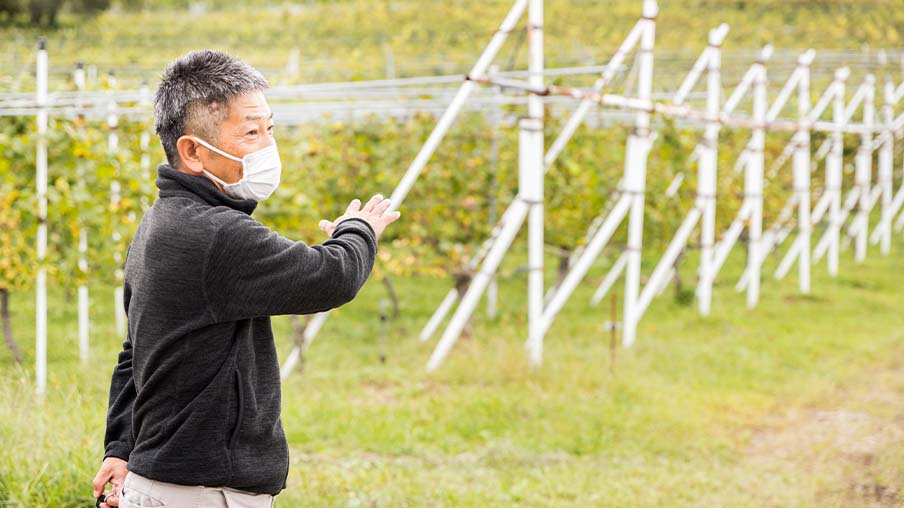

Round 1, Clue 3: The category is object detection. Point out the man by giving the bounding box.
[92,50,400,508]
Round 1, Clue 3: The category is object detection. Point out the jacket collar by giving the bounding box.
[155,163,257,215]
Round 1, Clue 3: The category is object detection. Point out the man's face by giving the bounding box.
[198,90,274,185]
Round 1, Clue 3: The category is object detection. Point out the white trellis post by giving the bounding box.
[792,54,812,294]
[655,45,772,311]
[695,24,727,316]
[732,50,815,293]
[425,0,549,372]
[744,47,769,307]
[536,0,658,348]
[871,81,904,246]
[486,65,502,319]
[869,80,904,245]
[767,69,848,284]
[524,0,544,366]
[826,68,847,276]
[617,0,657,348]
[711,55,791,297]
[74,61,90,363]
[812,75,876,266]
[633,25,732,325]
[35,39,48,396]
[834,76,879,258]
[877,79,895,255]
[107,71,127,338]
[854,75,875,263]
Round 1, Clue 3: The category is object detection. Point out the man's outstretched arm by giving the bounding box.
[206,194,400,321]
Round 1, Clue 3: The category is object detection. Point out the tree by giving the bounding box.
[28,0,64,26]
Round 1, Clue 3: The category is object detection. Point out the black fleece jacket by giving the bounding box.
[103,164,377,495]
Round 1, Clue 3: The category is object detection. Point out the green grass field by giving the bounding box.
[1,234,903,507]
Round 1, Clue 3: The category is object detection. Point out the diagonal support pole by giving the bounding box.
[418,18,646,343]
[423,1,659,371]
[280,0,530,378]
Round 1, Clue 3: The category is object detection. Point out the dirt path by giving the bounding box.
[744,352,904,507]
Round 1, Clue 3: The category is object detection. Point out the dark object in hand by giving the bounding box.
[95,493,107,508]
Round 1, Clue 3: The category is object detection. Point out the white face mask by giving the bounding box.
[192,136,282,202]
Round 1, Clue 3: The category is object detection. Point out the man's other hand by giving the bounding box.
[93,457,128,507]
[319,194,401,239]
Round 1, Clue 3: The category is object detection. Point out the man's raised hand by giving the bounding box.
[319,194,401,239]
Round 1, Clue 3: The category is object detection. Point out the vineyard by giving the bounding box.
[2,0,904,506]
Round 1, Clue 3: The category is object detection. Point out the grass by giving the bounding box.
[1,234,904,507]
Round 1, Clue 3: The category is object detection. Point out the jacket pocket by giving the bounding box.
[228,367,245,449]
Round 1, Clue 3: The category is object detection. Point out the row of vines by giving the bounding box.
[0,105,872,330]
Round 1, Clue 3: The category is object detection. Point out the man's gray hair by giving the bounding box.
[154,50,269,167]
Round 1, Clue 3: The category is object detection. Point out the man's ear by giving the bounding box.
[176,136,204,174]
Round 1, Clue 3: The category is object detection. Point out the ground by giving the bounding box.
[0,238,903,507]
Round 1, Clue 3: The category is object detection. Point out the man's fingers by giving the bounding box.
[384,210,401,224]
[98,488,116,508]
[319,219,333,232]
[372,198,392,216]
[345,199,361,214]
[362,194,383,213]
[108,485,123,507]
[93,470,110,497]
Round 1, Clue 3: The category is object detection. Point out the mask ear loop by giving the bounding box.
[191,136,243,163]
[201,168,231,188]
[191,136,245,189]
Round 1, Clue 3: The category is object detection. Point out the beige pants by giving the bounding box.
[120,471,275,508]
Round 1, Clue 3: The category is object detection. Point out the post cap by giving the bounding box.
[709,23,730,45]
[798,49,816,65]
